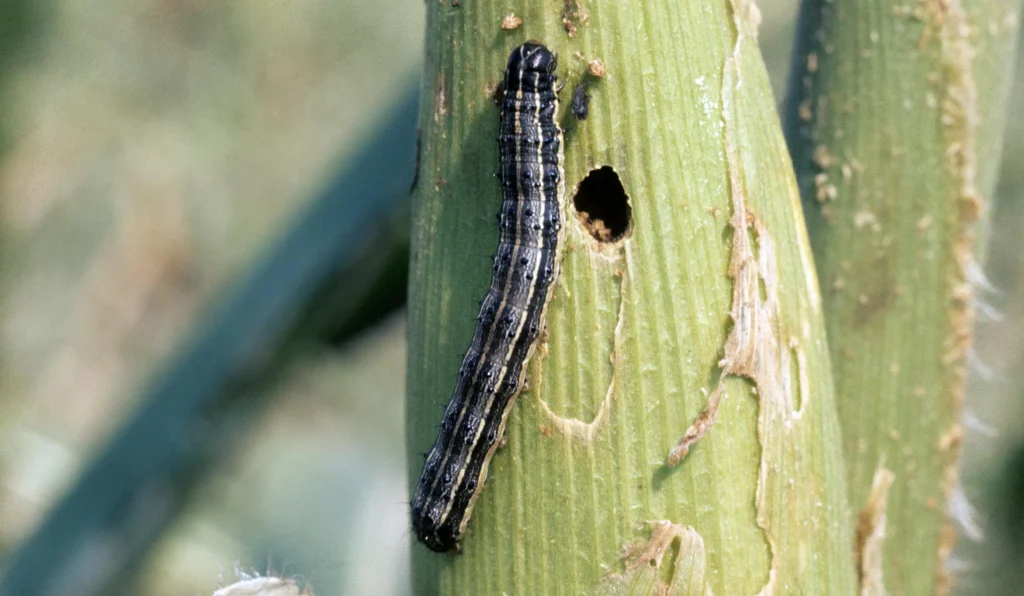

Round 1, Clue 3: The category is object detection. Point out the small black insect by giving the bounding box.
[571,79,590,120]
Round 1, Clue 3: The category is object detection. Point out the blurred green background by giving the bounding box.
[0,1,1019,594]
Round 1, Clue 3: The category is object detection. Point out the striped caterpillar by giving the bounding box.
[411,41,564,553]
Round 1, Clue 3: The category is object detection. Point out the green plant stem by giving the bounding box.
[784,1,1022,594]
[407,1,855,593]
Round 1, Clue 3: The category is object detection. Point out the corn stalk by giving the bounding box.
[784,1,1022,593]
[407,0,855,593]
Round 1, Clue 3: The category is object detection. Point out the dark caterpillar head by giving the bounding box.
[507,41,557,78]
[411,498,460,552]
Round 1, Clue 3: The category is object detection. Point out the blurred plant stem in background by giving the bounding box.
[0,0,43,155]
[784,0,1022,593]
[0,88,417,596]
[406,0,854,593]
[0,3,424,594]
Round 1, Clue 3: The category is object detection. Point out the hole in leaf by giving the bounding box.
[572,166,631,243]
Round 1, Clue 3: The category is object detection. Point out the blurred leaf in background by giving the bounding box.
[0,0,422,594]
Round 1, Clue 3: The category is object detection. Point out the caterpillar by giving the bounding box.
[411,41,564,553]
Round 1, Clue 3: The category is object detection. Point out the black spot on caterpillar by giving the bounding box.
[411,41,564,553]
